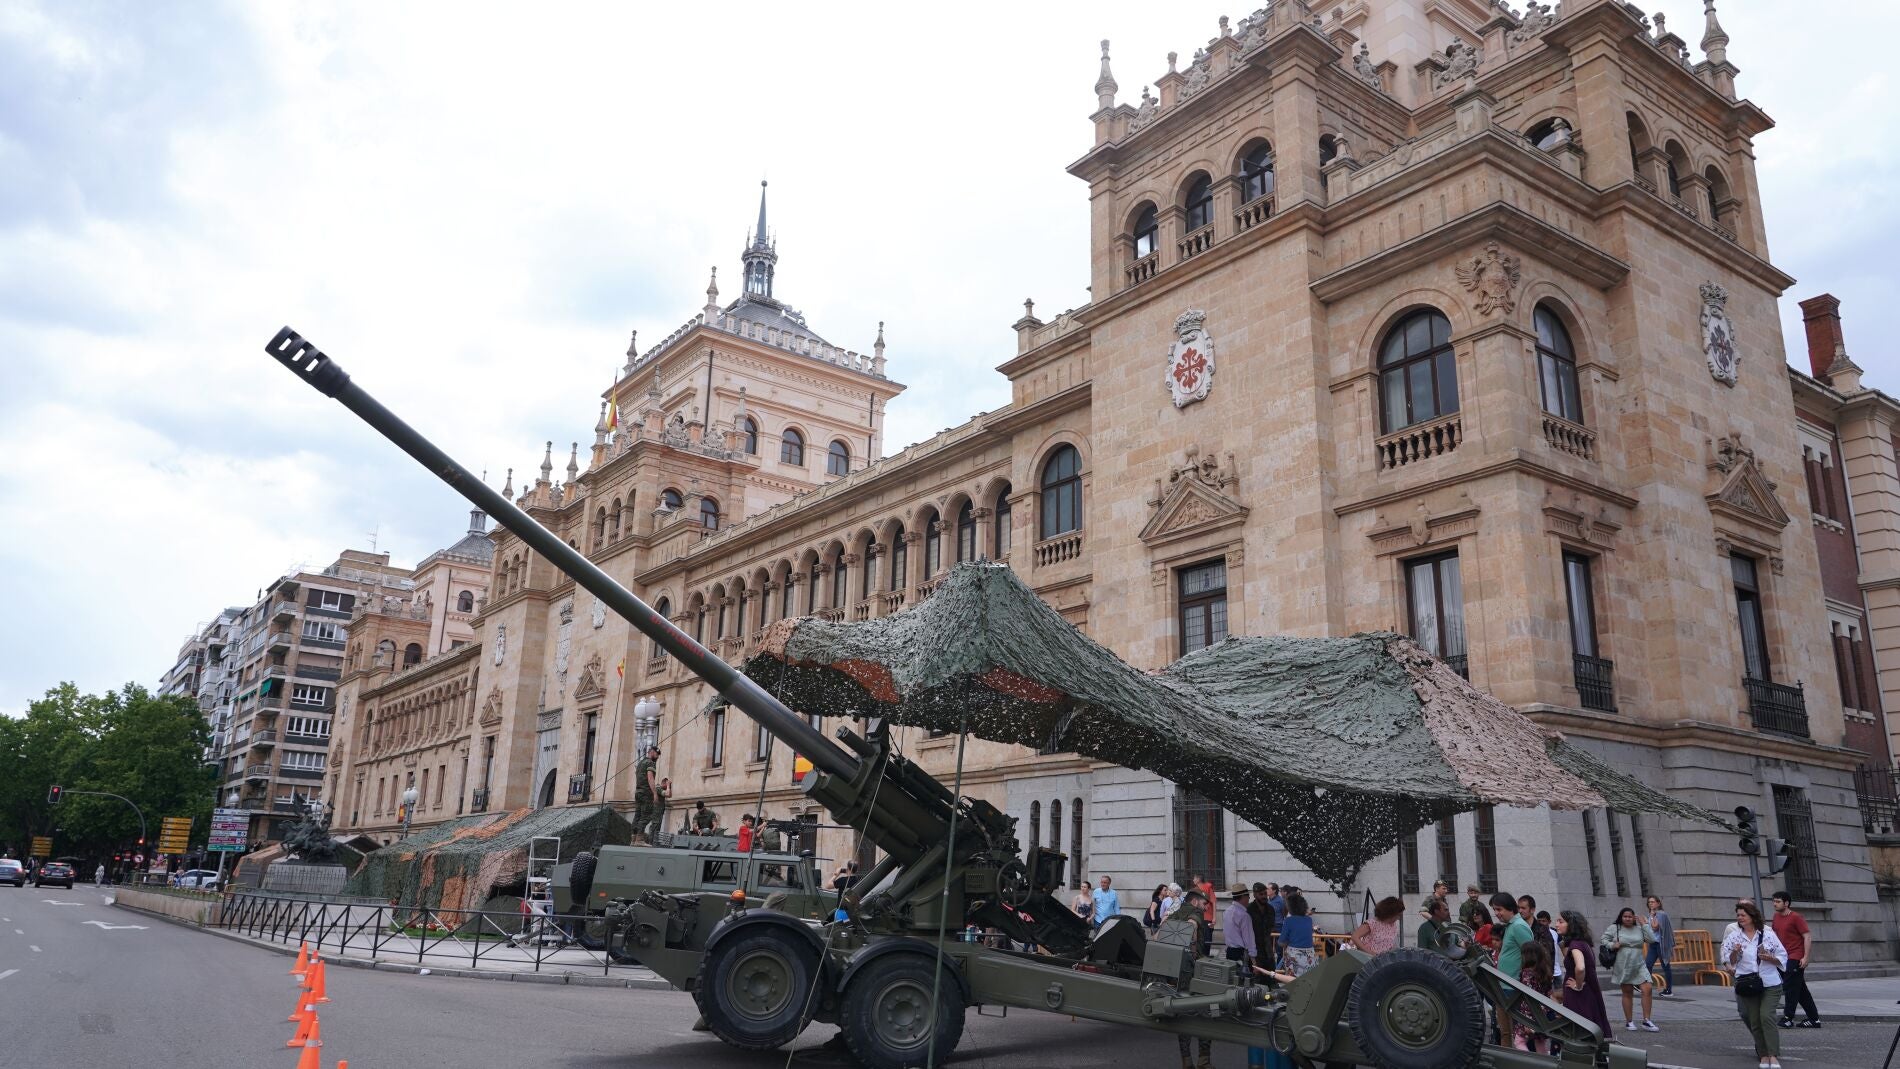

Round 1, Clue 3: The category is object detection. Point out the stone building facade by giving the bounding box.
[341,0,1894,959]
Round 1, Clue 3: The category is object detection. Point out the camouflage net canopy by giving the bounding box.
[346,806,631,914]
[730,562,1723,890]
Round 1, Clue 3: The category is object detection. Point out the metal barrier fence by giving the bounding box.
[216,890,641,977]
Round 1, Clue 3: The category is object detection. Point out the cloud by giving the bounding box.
[1,0,1895,710]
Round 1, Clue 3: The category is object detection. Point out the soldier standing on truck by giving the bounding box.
[757,816,784,854]
[692,800,720,833]
[1154,886,1217,1069]
[633,745,662,840]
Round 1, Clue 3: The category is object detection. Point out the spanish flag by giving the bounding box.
[606,395,619,431]
[792,754,813,785]
[615,658,624,679]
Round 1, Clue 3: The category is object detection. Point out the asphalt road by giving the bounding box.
[0,887,1892,1069]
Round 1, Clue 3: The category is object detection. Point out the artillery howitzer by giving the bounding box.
[266,327,1645,1069]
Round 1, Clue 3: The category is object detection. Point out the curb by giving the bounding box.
[111,898,674,991]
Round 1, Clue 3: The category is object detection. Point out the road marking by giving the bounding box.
[0,970,16,981]
[80,921,146,930]
[29,946,39,952]
[40,900,82,906]
[12,929,21,935]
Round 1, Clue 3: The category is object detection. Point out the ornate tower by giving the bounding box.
[741,180,777,302]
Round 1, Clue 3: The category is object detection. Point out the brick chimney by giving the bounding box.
[1798,294,1844,382]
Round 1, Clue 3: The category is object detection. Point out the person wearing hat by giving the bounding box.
[1459,883,1488,930]
[1223,883,1259,967]
[633,744,663,841]
[692,799,721,833]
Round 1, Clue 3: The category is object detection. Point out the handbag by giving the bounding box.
[1733,931,1765,997]
[1597,939,1618,969]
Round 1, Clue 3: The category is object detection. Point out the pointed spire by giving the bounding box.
[595,401,609,441]
[1095,39,1118,110]
[623,329,639,374]
[501,467,514,500]
[1701,0,1729,62]
[704,266,720,318]
[567,442,579,483]
[872,321,887,376]
[752,180,770,249]
[538,441,553,485]
[740,181,778,301]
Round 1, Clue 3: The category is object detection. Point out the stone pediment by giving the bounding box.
[573,652,606,702]
[1706,435,1790,536]
[478,686,504,727]
[1140,447,1247,548]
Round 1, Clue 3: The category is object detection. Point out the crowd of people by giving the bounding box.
[1106,874,1821,1069]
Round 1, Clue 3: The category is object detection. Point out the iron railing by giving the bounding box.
[1743,677,1810,738]
[1854,765,1899,836]
[1573,654,1616,712]
[215,890,645,977]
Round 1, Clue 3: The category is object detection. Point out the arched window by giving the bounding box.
[1183,174,1213,232]
[994,485,1013,558]
[612,496,625,541]
[1070,798,1084,888]
[403,643,423,668]
[780,428,805,466]
[1240,143,1275,203]
[592,507,606,550]
[654,598,672,658]
[1039,445,1083,538]
[691,598,705,644]
[861,533,879,599]
[1705,165,1735,227]
[808,559,822,613]
[1377,310,1458,434]
[827,440,850,477]
[830,557,848,609]
[716,593,728,638]
[780,571,794,618]
[1535,305,1583,424]
[889,523,907,591]
[456,590,474,613]
[1320,134,1341,166]
[1626,112,1649,176]
[661,487,683,511]
[1029,801,1042,852]
[1663,141,1689,199]
[1133,205,1158,259]
[1050,799,1063,853]
[956,500,977,563]
[1526,118,1570,151]
[738,416,758,455]
[700,497,720,530]
[924,513,942,576]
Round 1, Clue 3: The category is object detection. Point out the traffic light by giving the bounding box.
[1764,837,1794,876]
[46,785,62,805]
[1735,805,1760,855]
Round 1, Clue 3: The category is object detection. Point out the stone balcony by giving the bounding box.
[1234,197,1274,233]
[1177,223,1214,262]
[1375,413,1463,471]
[1541,414,1596,461]
[1034,531,1084,568]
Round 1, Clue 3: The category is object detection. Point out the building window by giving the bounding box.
[716,596,728,638]
[1770,785,1826,902]
[808,561,822,613]
[456,590,474,613]
[1405,551,1467,676]
[282,751,326,771]
[1178,560,1229,657]
[780,428,804,466]
[1565,552,1614,711]
[1049,799,1062,855]
[1475,805,1499,891]
[285,716,330,739]
[1379,310,1458,434]
[780,576,794,619]
[956,501,977,563]
[1435,817,1458,892]
[1028,800,1041,852]
[831,559,848,609]
[861,536,879,600]
[700,498,720,530]
[1535,305,1583,424]
[1039,445,1083,538]
[827,440,850,477]
[1240,142,1275,203]
[583,713,598,778]
[1733,554,1771,682]
[1397,829,1420,895]
[1070,799,1084,889]
[661,488,683,511]
[301,620,342,642]
[889,525,907,591]
[755,720,770,762]
[1183,173,1213,232]
[924,516,942,576]
[1606,808,1629,896]
[1832,620,1868,711]
[1629,813,1652,894]
[1526,118,1569,151]
[291,684,330,707]
[482,736,495,789]
[1172,789,1226,889]
[1133,204,1158,259]
[1580,811,1604,896]
[652,597,671,658]
[994,485,1013,558]
[738,416,758,455]
[403,643,422,667]
[1803,443,1840,522]
[709,708,725,768]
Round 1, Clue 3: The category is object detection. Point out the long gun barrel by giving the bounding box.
[263,327,859,782]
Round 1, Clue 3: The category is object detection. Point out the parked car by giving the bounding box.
[0,859,23,887]
[172,869,221,890]
[34,861,75,889]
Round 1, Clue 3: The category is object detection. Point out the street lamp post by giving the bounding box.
[399,786,420,928]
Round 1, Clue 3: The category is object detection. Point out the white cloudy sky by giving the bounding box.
[2,2,1895,712]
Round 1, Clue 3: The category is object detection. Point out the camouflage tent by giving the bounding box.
[730,562,1723,891]
[346,805,632,915]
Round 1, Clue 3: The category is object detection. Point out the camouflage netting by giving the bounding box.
[727,562,1724,891]
[345,806,631,915]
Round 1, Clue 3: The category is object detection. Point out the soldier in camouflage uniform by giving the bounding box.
[691,800,720,834]
[632,745,662,841]
[757,815,784,854]
[1154,886,1216,1069]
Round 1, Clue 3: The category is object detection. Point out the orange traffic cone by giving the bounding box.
[293,1016,323,1069]
[302,954,321,992]
[310,958,331,1004]
[286,1005,316,1048]
[288,988,313,1022]
[291,942,309,979]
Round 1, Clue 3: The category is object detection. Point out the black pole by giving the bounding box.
[263,328,856,781]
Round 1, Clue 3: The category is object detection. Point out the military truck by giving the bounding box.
[268,327,1647,1069]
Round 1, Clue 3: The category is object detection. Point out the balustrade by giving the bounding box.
[1573,655,1616,712]
[816,607,845,623]
[1177,224,1214,261]
[1375,413,1463,471]
[1033,530,1084,568]
[878,590,907,614]
[1743,677,1809,738]
[1541,414,1596,461]
[851,601,873,622]
[1234,197,1273,232]
[1126,252,1159,287]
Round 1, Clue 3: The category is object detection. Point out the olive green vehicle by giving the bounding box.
[269,327,1648,1069]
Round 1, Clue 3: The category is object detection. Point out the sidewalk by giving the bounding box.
[1642,977,1900,1024]
[113,894,674,990]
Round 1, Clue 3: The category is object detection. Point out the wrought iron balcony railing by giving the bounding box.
[1743,677,1809,739]
[1573,655,1616,712]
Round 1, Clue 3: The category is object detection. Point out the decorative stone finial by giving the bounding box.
[595,400,609,438]
[1219,15,1230,37]
[539,440,553,484]
[1651,11,1666,37]
[566,442,579,482]
[501,467,514,499]
[1700,0,1729,63]
[1095,40,1118,109]
[874,321,886,356]
[1024,297,1036,318]
[1168,51,1178,74]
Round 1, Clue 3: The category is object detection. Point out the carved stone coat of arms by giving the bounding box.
[1455,241,1521,316]
[1167,310,1216,409]
[1700,281,1739,386]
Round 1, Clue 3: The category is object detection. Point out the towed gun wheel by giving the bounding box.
[840,953,966,1069]
[696,927,818,1050]
[568,850,598,904]
[1346,948,1484,1069]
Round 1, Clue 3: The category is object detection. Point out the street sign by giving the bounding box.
[158,816,192,853]
[208,808,249,852]
[30,837,52,858]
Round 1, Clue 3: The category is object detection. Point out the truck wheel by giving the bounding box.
[697,928,817,1050]
[1346,948,1483,1069]
[568,850,598,904]
[840,954,966,1069]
